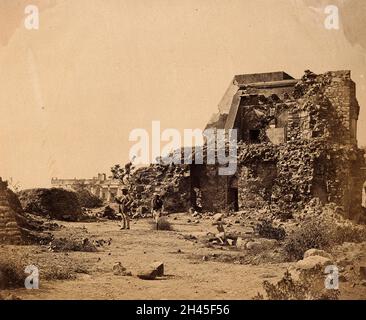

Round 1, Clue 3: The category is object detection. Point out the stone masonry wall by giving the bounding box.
[0,179,22,244]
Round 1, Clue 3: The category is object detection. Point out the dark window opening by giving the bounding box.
[228,187,238,212]
[249,129,260,143]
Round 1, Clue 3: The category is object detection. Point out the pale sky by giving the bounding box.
[0,0,365,189]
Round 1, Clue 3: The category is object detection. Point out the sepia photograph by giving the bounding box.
[0,0,366,307]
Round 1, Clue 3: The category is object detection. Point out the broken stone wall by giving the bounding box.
[124,163,191,214]
[322,71,358,144]
[0,179,22,244]
[190,164,227,212]
[292,70,359,144]
[237,140,366,221]
[238,161,277,210]
[237,142,315,215]
[322,146,366,221]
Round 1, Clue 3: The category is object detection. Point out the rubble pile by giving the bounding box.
[0,178,51,244]
[119,162,191,215]
[95,205,119,220]
[18,188,82,221]
[75,189,103,209]
[48,237,98,252]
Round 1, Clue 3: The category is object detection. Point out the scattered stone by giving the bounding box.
[303,248,333,260]
[213,213,223,221]
[113,262,129,276]
[296,255,333,271]
[245,238,277,251]
[137,270,157,280]
[137,262,164,280]
[150,262,164,277]
[236,237,246,249]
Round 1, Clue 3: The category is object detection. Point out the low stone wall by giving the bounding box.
[0,180,22,244]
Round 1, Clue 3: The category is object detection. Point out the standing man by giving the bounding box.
[151,192,164,230]
[116,187,132,230]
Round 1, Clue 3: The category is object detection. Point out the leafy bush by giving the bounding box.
[284,220,331,261]
[284,213,366,261]
[43,268,76,281]
[0,259,26,289]
[149,217,173,231]
[253,269,339,300]
[256,220,286,240]
[76,189,103,208]
[48,237,97,252]
[330,224,366,245]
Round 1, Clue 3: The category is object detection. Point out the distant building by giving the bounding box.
[51,173,122,202]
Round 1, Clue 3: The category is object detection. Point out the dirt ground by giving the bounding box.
[1,213,365,300]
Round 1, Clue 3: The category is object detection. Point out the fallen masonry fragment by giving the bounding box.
[137,262,165,280]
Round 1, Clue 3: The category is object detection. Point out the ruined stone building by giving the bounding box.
[51,173,123,202]
[86,70,365,222]
[124,70,365,222]
[188,70,366,221]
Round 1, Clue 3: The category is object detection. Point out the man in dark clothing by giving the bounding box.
[151,193,164,230]
[116,187,133,230]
